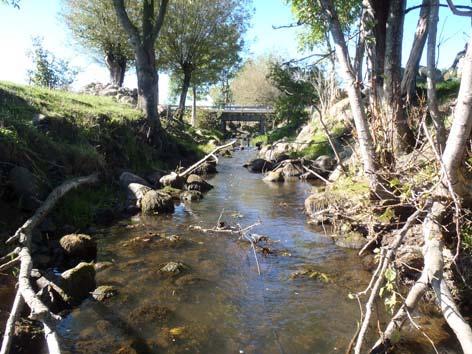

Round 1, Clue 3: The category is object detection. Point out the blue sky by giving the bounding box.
[0,0,470,103]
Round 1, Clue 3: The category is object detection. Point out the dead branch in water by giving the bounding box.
[0,173,99,354]
[178,140,236,177]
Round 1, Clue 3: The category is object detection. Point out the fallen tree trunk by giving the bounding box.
[160,140,236,187]
[0,173,99,354]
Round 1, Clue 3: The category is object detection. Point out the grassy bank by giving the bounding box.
[0,81,207,233]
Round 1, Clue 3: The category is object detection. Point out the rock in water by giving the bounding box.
[193,160,217,175]
[263,170,284,182]
[279,161,304,177]
[244,159,273,173]
[92,285,118,301]
[60,262,96,305]
[59,234,97,264]
[159,172,185,189]
[186,174,213,192]
[159,261,188,276]
[180,190,203,201]
[141,191,174,214]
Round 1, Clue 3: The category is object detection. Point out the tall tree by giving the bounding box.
[62,0,134,87]
[159,0,250,119]
[113,0,169,133]
[230,56,280,106]
[317,0,380,194]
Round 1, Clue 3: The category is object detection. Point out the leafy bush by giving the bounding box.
[27,37,77,89]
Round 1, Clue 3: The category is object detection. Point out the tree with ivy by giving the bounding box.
[27,37,77,89]
[62,0,134,87]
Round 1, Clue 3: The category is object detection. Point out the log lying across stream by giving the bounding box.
[0,173,99,354]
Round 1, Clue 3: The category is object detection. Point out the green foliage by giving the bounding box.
[54,184,119,228]
[230,55,280,106]
[159,0,251,102]
[251,120,301,145]
[61,0,133,71]
[380,266,398,314]
[289,0,361,49]
[27,37,77,89]
[268,62,316,125]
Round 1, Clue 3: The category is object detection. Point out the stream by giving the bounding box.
[57,149,457,354]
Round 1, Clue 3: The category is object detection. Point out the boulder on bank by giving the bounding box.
[9,166,41,211]
[313,155,336,174]
[141,190,174,214]
[59,233,97,265]
[244,158,273,173]
[186,174,213,192]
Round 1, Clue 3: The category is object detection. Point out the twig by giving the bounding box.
[0,290,24,354]
[0,256,20,273]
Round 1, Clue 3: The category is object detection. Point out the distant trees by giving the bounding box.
[113,0,169,133]
[27,37,77,89]
[62,0,134,87]
[230,56,280,106]
[158,0,250,119]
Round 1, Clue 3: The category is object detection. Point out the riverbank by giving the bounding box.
[0,81,219,239]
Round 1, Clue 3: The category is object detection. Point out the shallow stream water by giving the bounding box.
[57,149,458,354]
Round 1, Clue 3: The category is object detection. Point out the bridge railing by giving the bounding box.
[166,105,274,113]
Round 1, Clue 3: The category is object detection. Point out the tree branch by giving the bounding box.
[445,0,472,16]
[113,0,141,46]
[405,3,472,15]
[152,0,169,41]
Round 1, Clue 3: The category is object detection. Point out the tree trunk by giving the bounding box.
[319,0,380,194]
[371,0,389,97]
[135,46,160,130]
[442,35,472,195]
[383,0,415,153]
[178,69,192,119]
[105,53,127,87]
[427,0,446,150]
[191,85,197,127]
[401,0,430,102]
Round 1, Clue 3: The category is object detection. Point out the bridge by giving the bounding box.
[168,105,274,133]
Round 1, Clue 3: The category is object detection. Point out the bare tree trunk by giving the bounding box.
[354,9,365,83]
[371,0,389,98]
[401,0,430,102]
[105,52,127,87]
[318,0,380,193]
[177,68,192,120]
[113,0,169,132]
[191,85,197,127]
[135,46,160,129]
[427,0,447,150]
[442,35,472,195]
[384,0,415,153]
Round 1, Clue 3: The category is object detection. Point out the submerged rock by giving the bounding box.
[59,233,97,264]
[141,190,174,214]
[92,285,118,301]
[159,261,188,276]
[334,232,367,249]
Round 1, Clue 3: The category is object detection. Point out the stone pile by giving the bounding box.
[82,82,138,106]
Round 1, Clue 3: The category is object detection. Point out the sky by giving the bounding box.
[0,0,470,104]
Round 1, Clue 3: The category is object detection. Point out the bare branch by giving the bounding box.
[445,0,472,16]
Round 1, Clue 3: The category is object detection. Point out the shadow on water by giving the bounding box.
[58,149,459,354]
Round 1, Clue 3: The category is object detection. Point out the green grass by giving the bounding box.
[0,81,205,230]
